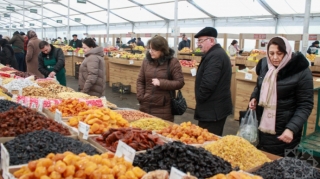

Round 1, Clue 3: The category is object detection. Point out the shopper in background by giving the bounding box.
[137,36,185,122]
[194,27,232,136]
[127,38,136,44]
[38,41,66,86]
[26,30,44,78]
[249,36,313,156]
[0,39,18,70]
[69,34,82,48]
[178,34,191,51]
[307,40,319,54]
[136,38,145,47]
[8,31,26,72]
[63,37,68,45]
[116,37,122,47]
[78,38,106,97]
[228,40,240,56]
[20,32,28,71]
[54,37,62,45]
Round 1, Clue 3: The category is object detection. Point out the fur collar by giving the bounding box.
[146,48,175,66]
[256,52,309,80]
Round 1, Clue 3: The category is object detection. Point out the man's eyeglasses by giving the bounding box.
[196,38,210,44]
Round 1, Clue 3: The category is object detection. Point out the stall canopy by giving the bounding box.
[0,0,319,29]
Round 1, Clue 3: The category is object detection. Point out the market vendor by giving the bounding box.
[307,40,319,54]
[38,41,66,86]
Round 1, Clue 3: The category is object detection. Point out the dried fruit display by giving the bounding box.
[68,108,129,134]
[252,157,320,179]
[0,105,70,137]
[13,71,42,79]
[209,171,262,179]
[49,99,92,117]
[96,128,164,152]
[0,99,22,113]
[57,92,98,99]
[115,110,156,122]
[4,130,100,165]
[204,135,270,170]
[0,91,12,100]
[47,84,74,94]
[13,151,146,179]
[3,78,38,90]
[157,122,219,144]
[133,141,232,178]
[23,86,58,99]
[36,80,59,88]
[2,77,14,84]
[130,118,171,131]
[0,66,17,72]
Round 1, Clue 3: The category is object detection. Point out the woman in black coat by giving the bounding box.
[249,36,313,156]
[0,39,18,70]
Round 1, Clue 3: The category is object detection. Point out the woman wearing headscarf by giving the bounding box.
[8,31,26,72]
[26,30,44,78]
[248,36,313,156]
[0,39,18,70]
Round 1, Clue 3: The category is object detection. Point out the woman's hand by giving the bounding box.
[249,98,257,110]
[278,129,293,143]
[152,78,160,86]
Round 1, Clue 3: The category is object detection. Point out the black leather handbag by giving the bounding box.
[167,59,187,115]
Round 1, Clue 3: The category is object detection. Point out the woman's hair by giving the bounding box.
[83,38,97,48]
[147,36,170,56]
[267,37,287,55]
[0,39,8,47]
[231,40,238,45]
[39,41,49,49]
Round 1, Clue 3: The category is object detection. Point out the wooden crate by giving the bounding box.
[231,66,238,107]
[245,60,257,68]
[234,72,257,120]
[104,56,109,82]
[73,56,85,76]
[64,55,73,76]
[235,56,248,65]
[180,69,196,109]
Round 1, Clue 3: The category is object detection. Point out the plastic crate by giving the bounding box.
[112,82,122,93]
[112,83,131,94]
[121,85,131,94]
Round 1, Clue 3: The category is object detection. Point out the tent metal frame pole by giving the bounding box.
[9,12,11,36]
[67,0,70,44]
[42,0,44,40]
[173,0,178,57]
[274,17,278,34]
[302,0,311,55]
[106,0,110,47]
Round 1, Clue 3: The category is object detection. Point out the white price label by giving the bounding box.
[129,60,134,65]
[73,52,76,56]
[0,96,5,100]
[116,54,120,58]
[30,102,36,109]
[100,96,107,101]
[1,143,9,174]
[38,98,44,112]
[18,89,22,96]
[115,140,136,163]
[54,109,62,123]
[78,121,90,140]
[245,73,253,80]
[0,78,2,85]
[169,167,186,179]
[190,68,197,76]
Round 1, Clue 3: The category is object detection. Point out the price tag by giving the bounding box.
[54,109,62,123]
[245,73,253,80]
[78,121,90,140]
[100,96,107,101]
[129,60,134,65]
[0,78,2,85]
[73,52,76,56]
[1,143,9,174]
[30,102,37,109]
[116,54,120,58]
[190,68,197,76]
[115,140,136,163]
[38,98,44,112]
[0,96,5,100]
[169,167,186,179]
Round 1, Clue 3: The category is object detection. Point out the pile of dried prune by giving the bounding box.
[253,157,320,179]
[133,141,232,179]
[0,99,21,113]
[0,105,71,137]
[13,71,42,79]
[4,130,100,165]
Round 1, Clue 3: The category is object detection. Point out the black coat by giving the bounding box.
[194,44,232,121]
[178,40,190,51]
[69,39,82,48]
[251,52,314,156]
[307,45,319,54]
[38,45,65,77]
[0,45,18,70]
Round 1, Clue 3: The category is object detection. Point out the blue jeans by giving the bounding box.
[15,52,26,72]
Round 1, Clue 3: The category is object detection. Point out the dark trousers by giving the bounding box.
[198,117,227,136]
[15,52,26,72]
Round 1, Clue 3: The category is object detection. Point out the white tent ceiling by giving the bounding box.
[0,0,319,29]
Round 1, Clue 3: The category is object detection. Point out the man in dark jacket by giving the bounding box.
[8,31,26,72]
[127,38,136,44]
[69,34,82,48]
[38,41,66,86]
[136,38,144,47]
[194,27,232,136]
[178,34,191,51]
[307,40,319,54]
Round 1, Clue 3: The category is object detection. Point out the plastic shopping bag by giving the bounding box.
[237,109,259,146]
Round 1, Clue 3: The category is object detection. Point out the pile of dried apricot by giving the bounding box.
[157,122,219,144]
[68,108,129,134]
[49,99,96,117]
[13,152,146,179]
